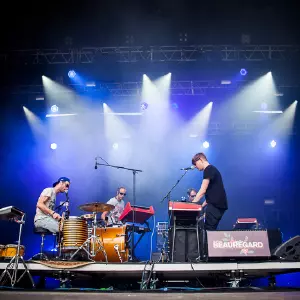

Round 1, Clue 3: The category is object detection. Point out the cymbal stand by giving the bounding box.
[69,212,108,263]
[0,214,35,287]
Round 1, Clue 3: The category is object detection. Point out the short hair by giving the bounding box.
[117,187,126,193]
[192,152,207,165]
[187,188,197,196]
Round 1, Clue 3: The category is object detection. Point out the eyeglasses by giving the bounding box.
[65,184,70,188]
[119,192,126,196]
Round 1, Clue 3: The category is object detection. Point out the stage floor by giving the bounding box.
[1,290,300,300]
[1,260,300,279]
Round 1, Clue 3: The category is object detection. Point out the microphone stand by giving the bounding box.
[54,194,70,258]
[95,160,142,261]
[161,169,190,262]
[161,169,189,204]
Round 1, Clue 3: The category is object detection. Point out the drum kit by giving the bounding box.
[59,202,129,263]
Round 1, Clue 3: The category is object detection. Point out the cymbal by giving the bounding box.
[79,202,114,213]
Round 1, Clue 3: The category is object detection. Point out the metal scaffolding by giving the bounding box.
[11,80,296,97]
[1,45,300,64]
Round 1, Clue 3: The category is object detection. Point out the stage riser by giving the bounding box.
[0,291,300,300]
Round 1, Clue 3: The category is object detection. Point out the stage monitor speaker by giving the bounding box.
[206,230,271,260]
[273,235,300,261]
[267,228,282,253]
[169,228,199,262]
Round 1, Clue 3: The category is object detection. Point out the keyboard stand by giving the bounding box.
[0,214,35,288]
[127,221,150,255]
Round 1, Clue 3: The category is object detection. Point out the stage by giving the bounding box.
[0,260,300,284]
[1,290,300,300]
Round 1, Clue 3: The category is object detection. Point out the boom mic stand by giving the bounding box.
[161,169,189,262]
[54,193,70,258]
[95,158,142,261]
[161,170,189,204]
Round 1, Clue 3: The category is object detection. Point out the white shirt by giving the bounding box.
[106,197,125,225]
[34,188,56,221]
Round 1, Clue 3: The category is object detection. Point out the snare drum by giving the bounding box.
[3,244,25,259]
[0,245,5,260]
[62,216,88,252]
[91,226,128,262]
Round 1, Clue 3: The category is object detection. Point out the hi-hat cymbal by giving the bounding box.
[79,202,114,213]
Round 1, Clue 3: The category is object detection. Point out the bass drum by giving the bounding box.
[61,216,88,252]
[91,226,128,263]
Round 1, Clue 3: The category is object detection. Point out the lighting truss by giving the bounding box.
[1,45,300,64]
[11,80,298,97]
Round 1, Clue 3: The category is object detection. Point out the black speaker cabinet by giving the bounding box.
[168,227,199,262]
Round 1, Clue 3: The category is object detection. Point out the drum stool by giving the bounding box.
[32,227,56,260]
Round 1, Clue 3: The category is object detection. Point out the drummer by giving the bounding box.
[34,177,70,233]
[101,187,126,225]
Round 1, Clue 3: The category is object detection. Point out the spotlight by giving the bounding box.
[68,70,76,78]
[86,81,96,87]
[240,68,247,76]
[203,141,210,148]
[141,102,148,110]
[112,143,119,150]
[270,140,276,148]
[51,105,59,113]
[50,143,57,150]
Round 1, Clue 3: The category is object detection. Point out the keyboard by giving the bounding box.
[0,206,24,221]
[119,202,155,224]
[168,201,202,211]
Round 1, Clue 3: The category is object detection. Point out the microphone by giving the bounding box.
[65,190,69,201]
[95,158,97,169]
[180,166,196,171]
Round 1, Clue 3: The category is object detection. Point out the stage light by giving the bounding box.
[221,80,231,85]
[50,143,57,150]
[141,102,148,110]
[203,141,210,148]
[270,140,276,148]
[112,143,119,150]
[68,70,76,78]
[51,105,59,113]
[240,68,247,76]
[86,81,96,87]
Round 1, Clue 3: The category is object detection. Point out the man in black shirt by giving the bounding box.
[191,152,228,230]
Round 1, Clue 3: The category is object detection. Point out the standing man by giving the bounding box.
[102,187,126,225]
[34,177,70,233]
[191,153,228,230]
